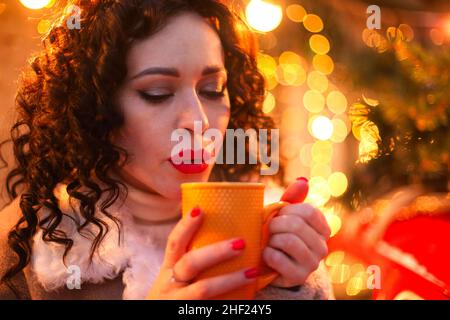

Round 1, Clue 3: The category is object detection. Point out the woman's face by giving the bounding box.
[112,12,231,201]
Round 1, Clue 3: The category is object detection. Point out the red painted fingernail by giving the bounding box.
[244,267,259,279]
[296,177,308,183]
[231,239,246,250]
[191,206,201,217]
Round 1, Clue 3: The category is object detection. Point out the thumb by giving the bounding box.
[280,177,309,204]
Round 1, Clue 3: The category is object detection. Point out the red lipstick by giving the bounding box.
[169,149,210,174]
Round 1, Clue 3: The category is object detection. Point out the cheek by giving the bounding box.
[208,105,230,133]
[114,93,171,157]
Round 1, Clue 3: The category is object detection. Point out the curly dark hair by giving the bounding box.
[0,0,283,296]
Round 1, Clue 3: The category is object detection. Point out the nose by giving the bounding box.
[177,89,210,134]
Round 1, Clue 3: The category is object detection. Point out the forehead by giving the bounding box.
[126,12,225,75]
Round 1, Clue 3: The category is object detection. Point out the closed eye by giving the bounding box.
[200,89,226,99]
[138,88,226,104]
[138,91,174,104]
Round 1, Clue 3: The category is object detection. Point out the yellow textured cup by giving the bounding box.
[181,182,289,300]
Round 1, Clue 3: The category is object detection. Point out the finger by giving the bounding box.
[278,203,331,239]
[268,233,320,271]
[173,237,246,282]
[269,215,328,258]
[280,177,309,204]
[163,206,203,268]
[262,246,311,286]
[178,267,259,299]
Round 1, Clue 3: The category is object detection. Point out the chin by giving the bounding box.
[162,172,213,200]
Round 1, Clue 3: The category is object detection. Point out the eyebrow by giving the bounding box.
[131,65,227,80]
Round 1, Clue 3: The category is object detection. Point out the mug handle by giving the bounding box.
[255,200,290,291]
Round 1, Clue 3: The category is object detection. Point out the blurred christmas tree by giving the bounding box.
[343,26,450,210]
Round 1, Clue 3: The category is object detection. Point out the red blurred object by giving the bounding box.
[372,213,450,300]
[328,191,450,300]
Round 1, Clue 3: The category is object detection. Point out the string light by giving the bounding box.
[322,207,342,237]
[313,54,334,75]
[37,19,51,34]
[19,0,53,10]
[328,172,348,197]
[327,90,348,114]
[309,34,330,55]
[303,14,324,33]
[303,90,325,113]
[311,116,333,141]
[307,71,328,93]
[245,0,283,33]
[330,118,349,143]
[430,28,445,45]
[262,91,276,114]
[286,4,306,23]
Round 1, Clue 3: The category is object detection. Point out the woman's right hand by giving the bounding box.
[146,206,259,299]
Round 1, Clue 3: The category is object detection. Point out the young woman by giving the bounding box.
[0,0,333,299]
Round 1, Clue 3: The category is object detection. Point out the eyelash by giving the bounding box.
[138,87,226,104]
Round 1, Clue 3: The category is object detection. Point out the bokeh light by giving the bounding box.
[326,251,345,267]
[19,0,53,10]
[286,4,306,23]
[279,51,305,67]
[307,71,328,93]
[398,24,414,42]
[327,90,348,114]
[311,140,333,163]
[257,53,278,90]
[311,116,333,141]
[246,0,283,32]
[362,28,382,48]
[37,19,51,34]
[307,176,331,207]
[309,34,330,55]
[303,14,324,33]
[346,274,365,296]
[313,54,334,75]
[311,163,331,178]
[430,28,444,45]
[330,118,349,143]
[386,26,404,42]
[328,172,348,197]
[303,90,325,113]
[262,91,276,114]
[329,264,350,284]
[276,63,306,86]
[323,207,342,237]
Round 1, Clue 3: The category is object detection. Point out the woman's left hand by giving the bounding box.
[263,203,331,288]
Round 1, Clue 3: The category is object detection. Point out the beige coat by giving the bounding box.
[0,196,334,300]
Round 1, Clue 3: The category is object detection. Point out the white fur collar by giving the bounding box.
[31,182,178,300]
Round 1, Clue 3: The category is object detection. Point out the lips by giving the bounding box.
[169,149,211,174]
